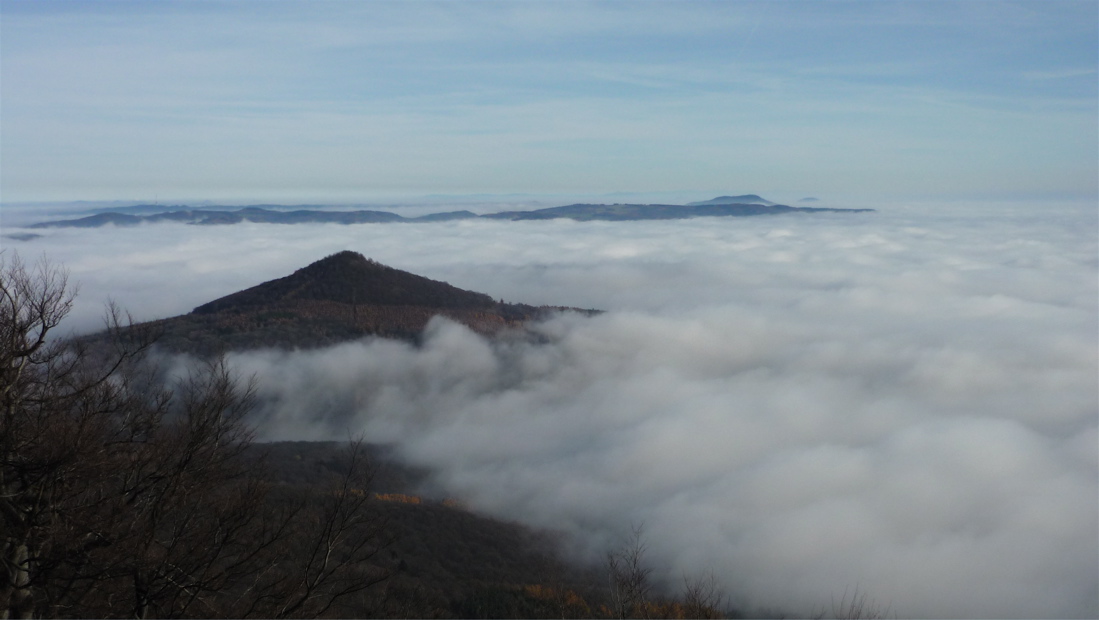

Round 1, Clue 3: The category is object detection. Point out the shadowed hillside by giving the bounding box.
[256,442,742,618]
[194,251,496,313]
[142,251,596,354]
[255,441,612,618]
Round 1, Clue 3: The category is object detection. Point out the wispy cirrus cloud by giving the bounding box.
[1023,67,1098,81]
[3,1,1095,202]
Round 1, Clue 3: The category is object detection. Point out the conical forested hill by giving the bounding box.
[142,251,593,354]
[194,251,495,314]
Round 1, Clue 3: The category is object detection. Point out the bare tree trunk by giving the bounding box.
[1,254,394,618]
[0,541,31,620]
[607,523,652,619]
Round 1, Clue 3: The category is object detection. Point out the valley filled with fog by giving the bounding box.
[6,200,1097,618]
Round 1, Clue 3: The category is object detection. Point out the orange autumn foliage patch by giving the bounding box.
[373,492,422,504]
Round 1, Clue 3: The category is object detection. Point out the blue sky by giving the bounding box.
[1,0,1096,204]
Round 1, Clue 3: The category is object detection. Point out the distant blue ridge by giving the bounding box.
[28,196,872,228]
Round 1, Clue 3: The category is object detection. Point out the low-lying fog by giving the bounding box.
[7,200,1097,618]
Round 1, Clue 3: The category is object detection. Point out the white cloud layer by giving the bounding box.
[6,200,1097,617]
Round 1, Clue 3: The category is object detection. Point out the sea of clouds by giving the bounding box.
[5,200,1096,618]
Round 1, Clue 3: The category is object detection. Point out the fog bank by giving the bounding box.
[8,200,1098,617]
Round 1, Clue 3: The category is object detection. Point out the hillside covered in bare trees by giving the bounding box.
[137,251,597,355]
[2,254,737,619]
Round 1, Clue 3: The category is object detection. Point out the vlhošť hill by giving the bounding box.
[144,251,596,354]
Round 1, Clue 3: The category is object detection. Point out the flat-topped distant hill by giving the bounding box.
[135,251,595,354]
[685,194,774,206]
[481,200,870,220]
[28,196,872,229]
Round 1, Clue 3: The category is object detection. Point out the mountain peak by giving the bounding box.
[686,194,775,207]
[297,250,374,273]
[316,249,366,261]
[133,252,598,354]
[193,251,495,314]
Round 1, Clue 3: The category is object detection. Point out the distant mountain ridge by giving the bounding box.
[29,196,872,228]
[140,251,594,354]
[685,194,774,206]
[480,201,869,221]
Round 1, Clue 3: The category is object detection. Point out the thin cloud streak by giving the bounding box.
[3,2,1095,201]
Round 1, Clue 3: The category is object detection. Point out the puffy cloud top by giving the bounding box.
[11,200,1098,617]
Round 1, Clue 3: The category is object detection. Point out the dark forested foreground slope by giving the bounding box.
[28,196,872,228]
[138,251,596,354]
[3,254,735,619]
[257,441,739,619]
[253,441,607,618]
